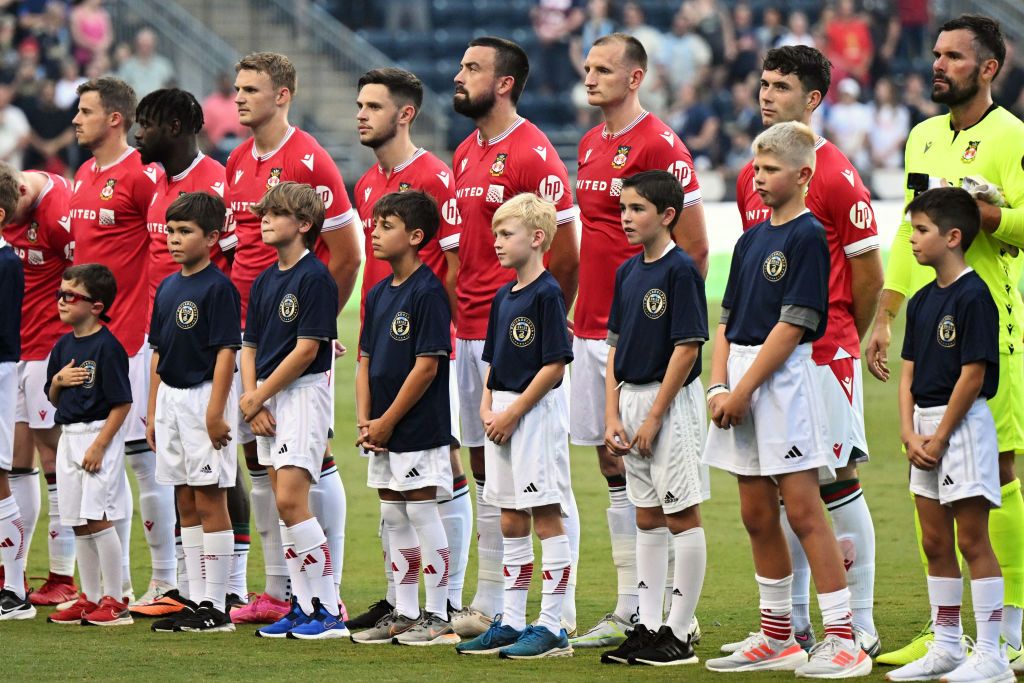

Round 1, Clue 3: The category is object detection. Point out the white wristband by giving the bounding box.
[706,386,730,401]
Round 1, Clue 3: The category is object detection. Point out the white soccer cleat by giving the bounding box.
[855,625,882,657]
[689,615,702,645]
[570,612,633,648]
[450,605,493,638]
[886,644,965,681]
[795,634,872,678]
[939,650,1014,683]
[706,631,809,672]
[129,579,173,607]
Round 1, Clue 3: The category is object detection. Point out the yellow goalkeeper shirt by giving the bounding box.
[885,105,1024,355]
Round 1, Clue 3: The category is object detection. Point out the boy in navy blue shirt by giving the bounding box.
[456,193,574,659]
[600,171,708,666]
[704,122,869,677]
[353,191,455,646]
[146,192,241,633]
[889,187,1009,682]
[0,172,28,619]
[44,264,133,627]
[240,181,344,640]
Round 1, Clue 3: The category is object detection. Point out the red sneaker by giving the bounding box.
[30,573,79,606]
[48,594,98,625]
[83,595,133,626]
[230,592,290,624]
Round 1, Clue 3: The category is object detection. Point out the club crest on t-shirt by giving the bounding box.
[937,315,957,348]
[762,251,788,282]
[642,288,667,320]
[81,360,97,389]
[509,316,535,347]
[26,222,38,243]
[100,178,116,200]
[398,182,412,193]
[612,145,631,170]
[490,153,507,177]
[176,300,199,330]
[278,293,298,322]
[266,167,283,190]
[962,141,980,163]
[390,311,411,341]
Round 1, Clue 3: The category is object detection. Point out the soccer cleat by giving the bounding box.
[572,612,633,648]
[498,625,573,659]
[878,622,936,666]
[856,625,882,658]
[1007,643,1024,674]
[345,597,393,631]
[602,624,657,664]
[628,625,698,666]
[885,644,965,681]
[152,607,195,633]
[175,601,236,633]
[795,634,873,678]
[225,593,246,614]
[350,609,418,644]
[456,616,522,655]
[450,605,493,638]
[721,626,817,654]
[393,611,460,646]
[690,615,703,645]
[29,573,78,606]
[83,595,134,626]
[231,592,291,624]
[129,579,175,608]
[0,588,37,620]
[130,588,193,617]
[255,597,308,638]
[939,649,1014,683]
[47,594,98,624]
[706,630,809,672]
[287,597,349,640]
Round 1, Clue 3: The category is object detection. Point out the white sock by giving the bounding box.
[827,483,876,635]
[636,527,668,629]
[664,538,675,620]
[973,577,1005,656]
[407,500,449,619]
[127,448,176,584]
[818,587,855,643]
[230,548,248,599]
[10,471,40,572]
[781,504,811,632]
[471,478,504,617]
[93,526,123,600]
[175,532,188,600]
[562,489,580,628]
[381,522,395,606]
[929,575,965,655]
[289,517,338,615]
[75,533,101,601]
[539,535,571,635]
[381,500,420,619]
[502,535,533,631]
[113,476,132,595]
[280,521,311,613]
[46,479,75,576]
[202,530,234,611]
[181,525,204,602]
[1004,605,1023,650]
[607,503,639,622]
[666,527,706,638]
[309,466,345,595]
[757,573,794,642]
[0,495,27,598]
[250,469,287,600]
[439,478,472,610]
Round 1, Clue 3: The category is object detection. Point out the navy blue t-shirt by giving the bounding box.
[359,264,451,452]
[722,212,829,345]
[44,326,132,425]
[150,264,242,389]
[483,271,573,393]
[901,270,999,408]
[608,245,708,385]
[243,251,338,381]
[0,242,24,363]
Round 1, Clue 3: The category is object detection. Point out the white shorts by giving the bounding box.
[910,399,1001,507]
[123,345,150,444]
[620,380,710,514]
[255,373,331,482]
[234,359,255,445]
[367,445,454,499]
[448,369,461,446]
[456,339,487,448]
[483,389,573,513]
[155,381,239,488]
[57,419,129,526]
[817,354,869,469]
[0,362,15,470]
[15,359,58,429]
[703,344,833,481]
[570,337,609,446]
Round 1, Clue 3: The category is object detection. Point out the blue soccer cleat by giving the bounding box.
[256,596,308,638]
[287,598,350,640]
[498,625,574,659]
[455,615,522,655]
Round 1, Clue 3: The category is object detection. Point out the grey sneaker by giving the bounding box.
[393,612,460,646]
[450,605,493,638]
[571,612,633,648]
[350,610,418,644]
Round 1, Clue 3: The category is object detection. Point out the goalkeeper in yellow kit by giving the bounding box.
[866,14,1024,669]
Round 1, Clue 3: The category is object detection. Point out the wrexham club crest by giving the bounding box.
[962,140,980,163]
[266,167,282,190]
[612,145,631,170]
[398,182,412,192]
[26,222,38,243]
[490,153,507,176]
[100,178,116,200]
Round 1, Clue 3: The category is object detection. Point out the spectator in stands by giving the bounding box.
[778,10,815,48]
[117,28,174,97]
[825,77,871,172]
[202,72,250,163]
[995,41,1024,119]
[824,0,873,89]
[54,57,83,109]
[384,0,430,33]
[22,78,75,174]
[570,0,616,128]
[668,83,719,167]
[0,16,20,82]
[530,0,585,95]
[868,12,901,83]
[755,7,784,50]
[0,82,30,170]
[69,0,112,68]
[896,0,928,62]
[686,0,736,66]
[620,1,665,115]
[658,8,711,98]
[26,1,72,78]
[868,76,909,170]
[900,71,939,127]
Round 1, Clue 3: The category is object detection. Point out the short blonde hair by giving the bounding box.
[492,193,557,251]
[0,162,20,226]
[752,121,816,173]
[251,181,324,249]
[236,52,297,95]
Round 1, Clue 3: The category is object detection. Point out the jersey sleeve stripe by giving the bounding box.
[219,233,239,250]
[323,208,355,231]
[556,206,580,225]
[439,234,460,251]
[683,189,703,207]
[843,235,881,258]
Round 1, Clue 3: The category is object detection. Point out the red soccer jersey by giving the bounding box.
[225,126,355,321]
[574,112,703,339]
[71,147,160,356]
[453,117,577,339]
[6,171,73,360]
[736,137,879,364]
[146,153,232,304]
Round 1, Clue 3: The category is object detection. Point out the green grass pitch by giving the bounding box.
[1,301,950,681]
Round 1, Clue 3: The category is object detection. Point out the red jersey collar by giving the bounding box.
[476,117,524,147]
[170,152,206,183]
[251,126,296,161]
[602,110,649,140]
[91,146,136,173]
[379,147,426,175]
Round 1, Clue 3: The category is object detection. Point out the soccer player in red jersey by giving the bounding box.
[570,33,709,649]
[449,36,580,638]
[225,52,359,625]
[345,67,473,630]
[69,76,177,605]
[2,164,77,606]
[133,87,252,615]
[731,46,884,653]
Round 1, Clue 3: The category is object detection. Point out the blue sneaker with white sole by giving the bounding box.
[256,596,308,638]
[287,598,350,640]
[499,625,574,659]
[456,615,522,655]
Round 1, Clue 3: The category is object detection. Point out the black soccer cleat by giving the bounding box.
[601,624,656,664]
[345,597,393,631]
[628,625,698,666]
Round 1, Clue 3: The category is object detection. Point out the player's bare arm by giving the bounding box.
[361,354,439,450]
[443,250,460,321]
[849,249,884,339]
[145,350,160,451]
[485,360,566,446]
[239,337,320,422]
[48,358,88,405]
[354,355,380,452]
[719,321,805,428]
[82,403,130,474]
[632,343,699,458]
[708,323,731,428]
[548,223,580,310]
[205,347,236,450]
[320,226,361,312]
[925,360,988,465]
[671,204,710,279]
[866,288,906,382]
[603,346,630,456]
[898,359,931,469]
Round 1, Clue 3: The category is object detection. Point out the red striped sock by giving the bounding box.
[824,612,855,643]
[761,608,792,642]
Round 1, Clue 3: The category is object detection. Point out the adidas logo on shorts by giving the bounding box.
[0,538,13,548]
[784,446,804,459]
[405,468,420,479]
[637,581,649,589]
[523,483,538,493]
[673,588,683,597]
[664,491,678,504]
[942,475,955,486]
[200,464,213,474]
[278,444,288,455]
